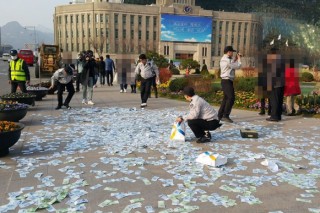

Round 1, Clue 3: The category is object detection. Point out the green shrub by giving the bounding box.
[169,77,188,92]
[234,77,257,92]
[301,72,314,82]
[170,67,180,75]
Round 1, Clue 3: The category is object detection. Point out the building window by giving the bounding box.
[153,31,156,41]
[232,22,235,32]
[65,15,68,24]
[77,43,79,52]
[138,30,142,40]
[115,14,118,25]
[146,31,149,40]
[66,44,69,51]
[153,17,157,27]
[101,28,104,36]
[71,15,73,24]
[96,28,98,36]
[82,15,85,23]
[71,43,74,51]
[238,22,242,31]
[87,14,91,23]
[59,16,61,24]
[82,29,85,37]
[71,30,74,38]
[131,30,134,39]
[76,29,79,37]
[146,16,150,26]
[130,15,134,26]
[123,29,126,39]
[76,15,79,24]
[115,29,118,39]
[66,30,68,38]
[100,14,104,23]
[219,21,223,31]
[106,43,109,52]
[138,16,142,25]
[164,45,169,55]
[88,28,91,37]
[105,15,109,23]
[123,14,126,25]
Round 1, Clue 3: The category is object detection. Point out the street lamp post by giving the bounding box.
[24,26,37,50]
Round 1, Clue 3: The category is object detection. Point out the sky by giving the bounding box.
[0,0,72,30]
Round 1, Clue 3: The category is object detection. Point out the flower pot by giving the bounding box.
[0,108,28,122]
[27,89,48,101]
[0,122,25,157]
[1,95,35,106]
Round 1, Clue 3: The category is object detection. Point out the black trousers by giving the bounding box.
[76,73,81,91]
[270,87,284,120]
[188,119,220,138]
[149,76,158,97]
[57,81,75,107]
[140,78,153,104]
[218,79,235,119]
[106,71,113,85]
[100,71,106,85]
[11,81,27,93]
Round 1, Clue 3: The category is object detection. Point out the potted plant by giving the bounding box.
[0,92,36,106]
[0,101,28,122]
[0,121,25,157]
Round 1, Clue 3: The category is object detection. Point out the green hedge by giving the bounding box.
[301,72,314,82]
[234,77,257,92]
[169,78,188,92]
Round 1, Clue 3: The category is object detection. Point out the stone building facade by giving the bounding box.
[54,0,262,68]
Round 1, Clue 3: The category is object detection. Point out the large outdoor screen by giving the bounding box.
[161,14,212,43]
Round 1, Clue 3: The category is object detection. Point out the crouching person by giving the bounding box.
[176,87,222,143]
[49,65,75,110]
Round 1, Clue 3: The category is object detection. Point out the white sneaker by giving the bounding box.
[120,90,123,93]
[141,103,147,107]
[124,89,127,93]
[82,99,87,104]
[88,100,95,105]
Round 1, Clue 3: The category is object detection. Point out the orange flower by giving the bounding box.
[0,121,19,133]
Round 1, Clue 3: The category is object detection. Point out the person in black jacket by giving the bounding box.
[80,50,96,105]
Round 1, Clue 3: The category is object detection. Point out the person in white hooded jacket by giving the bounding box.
[49,65,75,110]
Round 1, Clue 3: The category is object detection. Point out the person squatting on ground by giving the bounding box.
[8,49,30,93]
[49,65,75,110]
[176,87,222,143]
[134,54,159,108]
[218,46,242,123]
[80,50,96,105]
[105,54,116,86]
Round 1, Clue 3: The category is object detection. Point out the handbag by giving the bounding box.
[170,121,186,142]
[113,72,118,84]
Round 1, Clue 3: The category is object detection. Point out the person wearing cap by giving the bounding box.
[134,53,159,107]
[49,65,75,110]
[8,49,30,93]
[176,86,222,143]
[218,46,242,123]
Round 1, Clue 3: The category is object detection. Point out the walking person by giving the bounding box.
[135,54,159,107]
[98,56,106,86]
[80,50,96,105]
[8,49,30,93]
[49,65,75,110]
[105,55,116,86]
[176,87,222,143]
[218,46,242,123]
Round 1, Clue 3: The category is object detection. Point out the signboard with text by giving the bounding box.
[160,14,212,43]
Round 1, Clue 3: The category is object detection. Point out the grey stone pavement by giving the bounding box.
[0,74,320,212]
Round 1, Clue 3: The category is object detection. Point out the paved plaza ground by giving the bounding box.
[0,82,320,213]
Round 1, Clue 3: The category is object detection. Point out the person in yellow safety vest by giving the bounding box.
[8,49,30,93]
